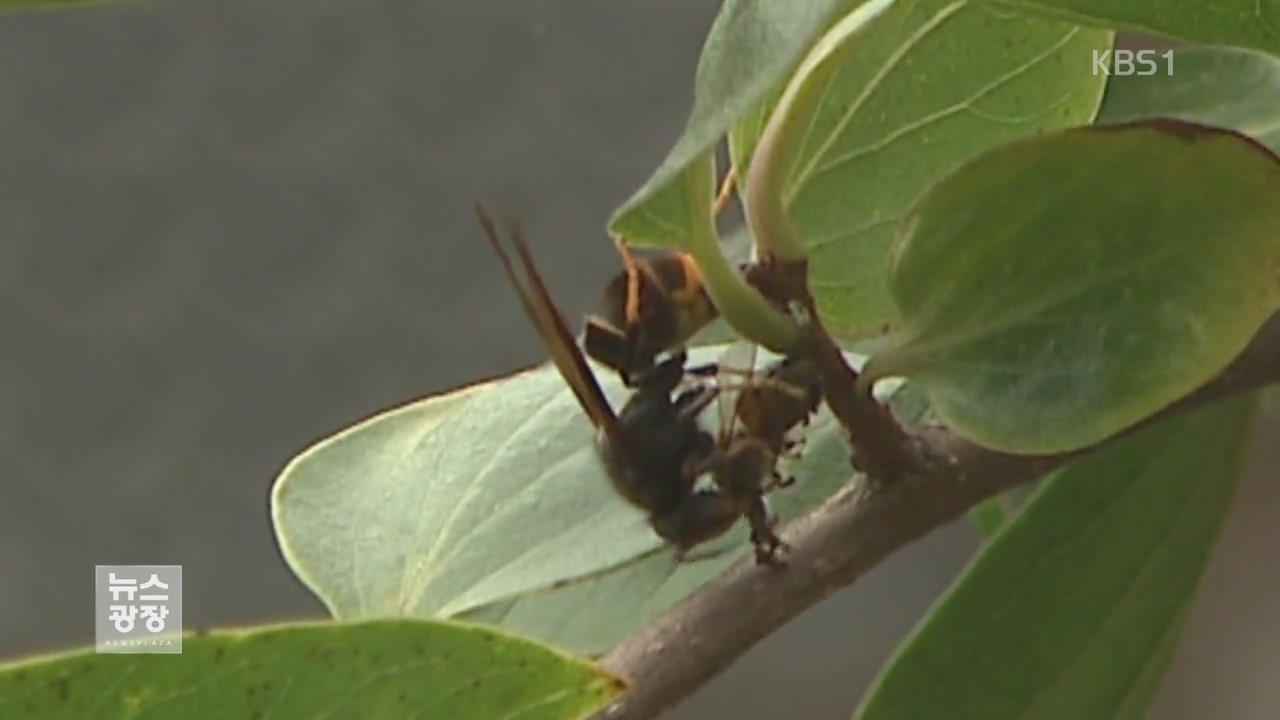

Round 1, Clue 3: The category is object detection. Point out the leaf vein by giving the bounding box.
[808,27,1082,180]
[786,0,968,202]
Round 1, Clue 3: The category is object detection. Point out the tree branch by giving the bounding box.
[744,255,925,482]
[591,310,1280,719]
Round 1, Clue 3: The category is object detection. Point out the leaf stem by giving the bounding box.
[684,152,801,352]
[745,0,896,261]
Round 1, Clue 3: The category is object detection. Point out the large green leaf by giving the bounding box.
[0,620,621,720]
[856,395,1256,720]
[1096,46,1280,425]
[463,373,915,654]
[989,0,1280,58]
[610,0,865,245]
[456,395,859,654]
[968,497,1009,537]
[274,361,665,623]
[1098,46,1280,152]
[730,0,1110,338]
[968,485,1043,538]
[273,346,872,650]
[863,121,1280,453]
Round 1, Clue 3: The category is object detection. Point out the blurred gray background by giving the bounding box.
[1,2,1277,718]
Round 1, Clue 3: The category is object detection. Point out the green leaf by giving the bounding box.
[1098,46,1280,152]
[882,377,932,428]
[865,121,1280,453]
[273,346,868,652]
[465,373,920,655]
[988,0,1280,58]
[457,396,858,654]
[731,0,1110,338]
[967,497,1008,537]
[1099,49,1280,435]
[609,0,863,245]
[683,152,804,351]
[273,361,665,623]
[460,550,739,657]
[968,485,1042,538]
[610,153,717,251]
[856,395,1256,720]
[0,619,622,720]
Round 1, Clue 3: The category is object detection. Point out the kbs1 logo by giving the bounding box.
[1092,49,1174,76]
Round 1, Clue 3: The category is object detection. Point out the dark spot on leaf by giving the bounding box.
[47,675,71,701]
[398,692,408,705]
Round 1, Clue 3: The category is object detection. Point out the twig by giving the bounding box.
[748,254,925,481]
[712,170,737,218]
[591,310,1280,719]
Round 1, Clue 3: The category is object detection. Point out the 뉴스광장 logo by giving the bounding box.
[95,565,183,654]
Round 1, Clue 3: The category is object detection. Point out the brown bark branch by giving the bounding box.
[591,310,1280,720]
[746,255,925,482]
